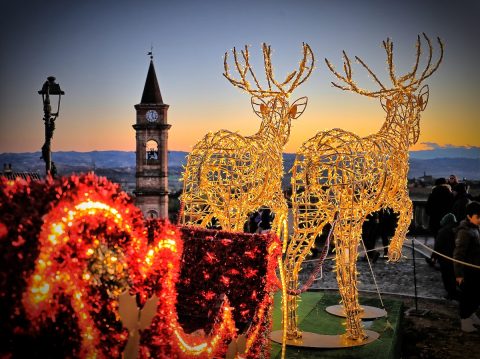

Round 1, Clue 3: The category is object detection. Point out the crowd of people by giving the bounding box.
[425,174,480,333]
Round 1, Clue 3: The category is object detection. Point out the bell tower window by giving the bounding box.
[146,139,159,161]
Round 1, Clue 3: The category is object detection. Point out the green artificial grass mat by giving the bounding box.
[270,291,403,358]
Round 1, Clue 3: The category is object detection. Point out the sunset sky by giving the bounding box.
[0,0,479,154]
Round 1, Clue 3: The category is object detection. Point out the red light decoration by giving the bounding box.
[21,175,145,358]
[130,219,238,358]
[0,175,143,357]
[0,174,281,358]
[176,227,281,358]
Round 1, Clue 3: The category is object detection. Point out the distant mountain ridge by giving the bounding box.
[1,150,479,180]
[410,145,480,159]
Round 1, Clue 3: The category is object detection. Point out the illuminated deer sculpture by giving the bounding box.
[286,34,443,341]
[181,43,314,236]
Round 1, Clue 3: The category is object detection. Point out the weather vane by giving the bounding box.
[148,44,153,60]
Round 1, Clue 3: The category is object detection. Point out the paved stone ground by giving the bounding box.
[300,236,446,299]
[297,236,480,359]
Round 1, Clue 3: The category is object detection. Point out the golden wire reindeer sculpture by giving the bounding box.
[286,34,443,342]
[181,43,314,236]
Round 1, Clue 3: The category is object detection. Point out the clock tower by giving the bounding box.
[133,54,170,219]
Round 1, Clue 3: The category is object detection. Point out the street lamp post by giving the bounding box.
[38,76,64,177]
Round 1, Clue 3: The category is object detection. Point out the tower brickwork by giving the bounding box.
[133,57,170,219]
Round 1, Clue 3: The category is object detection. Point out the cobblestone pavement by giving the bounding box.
[299,236,447,300]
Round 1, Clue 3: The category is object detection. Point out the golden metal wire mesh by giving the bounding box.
[181,43,314,235]
[285,34,444,341]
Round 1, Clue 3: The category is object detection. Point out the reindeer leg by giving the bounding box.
[272,198,303,340]
[283,224,311,339]
[284,253,302,339]
[333,218,366,341]
[284,219,330,339]
[387,190,412,262]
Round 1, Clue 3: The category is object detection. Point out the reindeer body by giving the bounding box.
[287,128,409,340]
[181,44,313,234]
[285,34,443,341]
[182,126,286,231]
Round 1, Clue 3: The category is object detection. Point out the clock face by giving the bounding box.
[146,110,159,122]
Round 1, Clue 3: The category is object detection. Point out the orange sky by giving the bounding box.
[1,0,479,154]
[7,85,473,154]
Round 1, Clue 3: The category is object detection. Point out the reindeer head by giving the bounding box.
[223,43,314,146]
[250,95,308,146]
[325,34,444,146]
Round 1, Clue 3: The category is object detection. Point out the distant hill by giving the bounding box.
[0,151,128,174]
[281,155,479,183]
[0,151,189,173]
[1,151,478,183]
[410,145,480,159]
[409,158,479,180]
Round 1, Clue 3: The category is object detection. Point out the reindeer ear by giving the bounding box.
[418,85,429,111]
[251,96,268,118]
[289,96,308,119]
[380,97,391,112]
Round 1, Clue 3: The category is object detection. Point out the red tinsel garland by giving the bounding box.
[177,226,281,358]
[131,220,237,358]
[0,174,281,358]
[1,174,143,357]
[21,174,144,358]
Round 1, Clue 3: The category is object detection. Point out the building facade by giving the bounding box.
[133,57,170,219]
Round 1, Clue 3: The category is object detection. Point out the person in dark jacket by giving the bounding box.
[434,213,459,300]
[453,201,480,332]
[362,209,398,262]
[452,183,472,222]
[425,178,454,266]
[378,208,398,258]
[426,178,454,238]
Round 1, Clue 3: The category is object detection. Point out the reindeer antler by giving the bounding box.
[325,34,443,97]
[265,43,315,97]
[406,34,444,88]
[325,50,390,97]
[224,43,314,98]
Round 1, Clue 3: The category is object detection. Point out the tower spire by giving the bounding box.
[141,50,163,104]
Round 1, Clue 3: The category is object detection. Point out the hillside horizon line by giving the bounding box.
[2,147,479,160]
[1,150,479,181]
